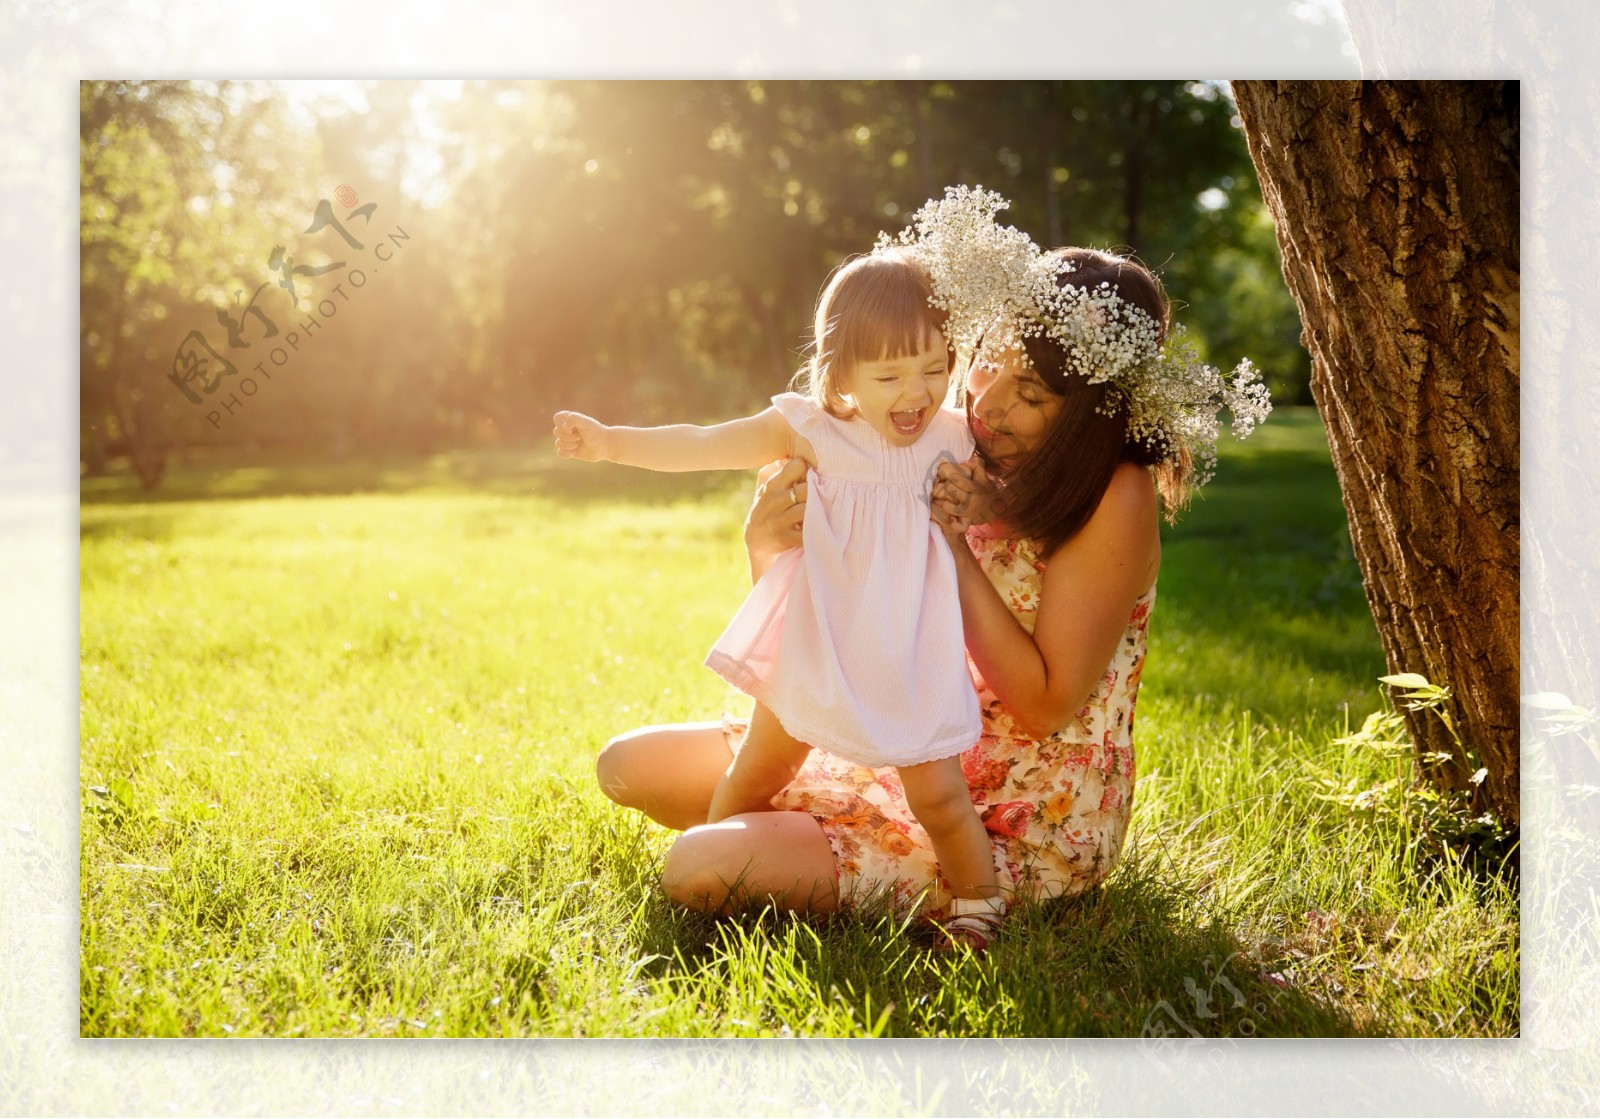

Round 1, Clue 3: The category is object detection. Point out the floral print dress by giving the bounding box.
[738,526,1154,919]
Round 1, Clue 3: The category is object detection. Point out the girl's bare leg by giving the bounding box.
[897,756,1000,901]
[596,721,732,831]
[705,703,811,824]
[661,811,839,915]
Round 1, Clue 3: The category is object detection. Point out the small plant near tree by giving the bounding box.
[1310,673,1515,872]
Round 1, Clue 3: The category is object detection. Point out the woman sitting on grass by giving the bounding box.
[598,191,1270,929]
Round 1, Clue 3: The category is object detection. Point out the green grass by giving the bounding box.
[79,408,1518,1037]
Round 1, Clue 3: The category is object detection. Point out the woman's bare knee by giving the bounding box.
[660,814,839,916]
[595,733,642,807]
[660,827,736,911]
[593,722,732,829]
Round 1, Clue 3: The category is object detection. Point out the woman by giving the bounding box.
[594,241,1265,935]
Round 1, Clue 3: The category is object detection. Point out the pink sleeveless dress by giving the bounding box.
[704,392,979,768]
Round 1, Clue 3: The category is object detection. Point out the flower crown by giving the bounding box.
[873,185,1273,487]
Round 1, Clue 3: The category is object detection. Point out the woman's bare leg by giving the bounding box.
[661,811,839,915]
[705,703,811,824]
[596,721,733,831]
[897,756,1000,901]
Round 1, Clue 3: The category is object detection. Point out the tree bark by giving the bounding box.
[1342,0,1600,837]
[1231,81,1520,825]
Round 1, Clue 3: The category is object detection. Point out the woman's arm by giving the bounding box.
[553,407,800,472]
[743,458,808,584]
[952,462,1161,740]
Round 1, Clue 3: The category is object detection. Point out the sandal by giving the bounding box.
[935,895,1006,952]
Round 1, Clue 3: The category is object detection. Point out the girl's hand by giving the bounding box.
[744,457,808,584]
[552,410,610,462]
[931,455,998,536]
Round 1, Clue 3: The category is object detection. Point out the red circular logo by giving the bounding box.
[334,184,358,208]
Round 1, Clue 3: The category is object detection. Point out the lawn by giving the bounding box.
[79,408,1518,1037]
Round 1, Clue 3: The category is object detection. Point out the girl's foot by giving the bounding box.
[935,895,1006,952]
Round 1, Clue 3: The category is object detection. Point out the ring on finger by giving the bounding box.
[788,486,799,506]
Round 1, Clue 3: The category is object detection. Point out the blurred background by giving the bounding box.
[80,79,1311,490]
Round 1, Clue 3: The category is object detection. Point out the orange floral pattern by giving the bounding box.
[743,529,1154,919]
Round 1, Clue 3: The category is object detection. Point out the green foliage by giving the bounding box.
[81,413,1516,1037]
[80,80,331,481]
[80,80,1312,487]
[1178,202,1312,403]
[1307,674,1515,870]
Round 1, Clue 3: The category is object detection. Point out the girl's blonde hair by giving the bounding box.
[795,249,951,419]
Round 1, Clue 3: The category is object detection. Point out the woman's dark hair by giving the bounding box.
[987,247,1193,554]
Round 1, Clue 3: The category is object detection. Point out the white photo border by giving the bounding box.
[13,1,1585,1113]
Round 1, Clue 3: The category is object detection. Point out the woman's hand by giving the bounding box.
[744,457,808,585]
[931,455,999,538]
[552,410,611,462]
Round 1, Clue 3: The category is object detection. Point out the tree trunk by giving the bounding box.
[1044,82,1063,248]
[1347,0,1600,842]
[1123,139,1143,256]
[1118,87,1152,256]
[1231,80,1520,826]
[102,289,168,492]
[80,326,110,477]
[913,81,936,201]
[737,279,792,389]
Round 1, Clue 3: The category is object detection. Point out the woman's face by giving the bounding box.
[966,345,1062,466]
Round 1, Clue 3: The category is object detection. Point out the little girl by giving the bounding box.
[553,249,1005,948]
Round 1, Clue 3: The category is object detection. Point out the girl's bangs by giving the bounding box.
[832,278,947,372]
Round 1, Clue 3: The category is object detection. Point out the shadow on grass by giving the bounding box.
[79,510,186,543]
[618,860,1369,1039]
[81,447,739,507]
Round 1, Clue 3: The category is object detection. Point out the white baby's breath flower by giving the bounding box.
[874,185,1041,365]
[874,185,1273,488]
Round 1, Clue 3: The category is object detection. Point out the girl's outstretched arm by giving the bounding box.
[552,407,801,472]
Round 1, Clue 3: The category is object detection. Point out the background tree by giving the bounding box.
[80,80,1314,481]
[1231,80,1519,826]
[80,80,325,481]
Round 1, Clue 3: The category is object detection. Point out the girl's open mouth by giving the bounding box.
[890,408,926,435]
